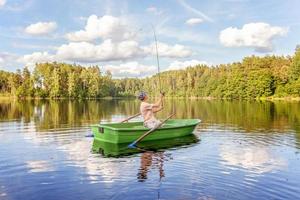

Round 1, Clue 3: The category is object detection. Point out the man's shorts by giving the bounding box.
[144,118,161,129]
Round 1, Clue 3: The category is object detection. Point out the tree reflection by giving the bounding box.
[0,99,299,148]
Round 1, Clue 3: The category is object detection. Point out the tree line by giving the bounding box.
[0,62,117,98]
[0,47,299,99]
[117,47,300,99]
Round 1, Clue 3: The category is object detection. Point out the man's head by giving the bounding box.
[138,91,148,101]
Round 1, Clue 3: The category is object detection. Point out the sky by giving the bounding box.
[0,0,299,78]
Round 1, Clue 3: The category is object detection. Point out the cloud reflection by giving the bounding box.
[220,145,286,174]
[0,185,7,198]
[59,140,136,184]
[26,160,55,173]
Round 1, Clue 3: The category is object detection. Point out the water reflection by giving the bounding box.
[0,185,7,198]
[220,145,286,174]
[137,151,170,182]
[1,99,300,132]
[26,160,55,173]
[92,135,198,183]
[58,140,112,184]
[92,135,199,157]
[1,99,300,200]
[1,99,300,150]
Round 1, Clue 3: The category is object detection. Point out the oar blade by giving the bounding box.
[128,142,137,148]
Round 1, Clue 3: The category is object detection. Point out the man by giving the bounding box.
[138,91,164,129]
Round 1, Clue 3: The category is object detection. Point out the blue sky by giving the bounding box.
[0,0,299,77]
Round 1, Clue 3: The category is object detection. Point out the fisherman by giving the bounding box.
[138,91,164,129]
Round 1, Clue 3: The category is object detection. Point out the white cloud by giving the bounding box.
[104,62,157,78]
[103,59,209,78]
[19,51,56,69]
[3,0,33,11]
[177,0,213,22]
[0,52,19,69]
[18,15,193,70]
[186,18,203,26]
[56,40,192,62]
[66,15,135,42]
[0,54,6,66]
[166,59,208,71]
[219,22,288,52]
[0,57,4,67]
[19,40,192,66]
[144,41,192,58]
[18,51,206,77]
[0,0,6,7]
[56,40,144,62]
[227,13,236,20]
[146,6,163,15]
[25,21,57,35]
[12,42,57,50]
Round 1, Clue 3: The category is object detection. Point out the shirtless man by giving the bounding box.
[138,91,164,129]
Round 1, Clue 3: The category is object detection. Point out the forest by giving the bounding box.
[0,47,299,99]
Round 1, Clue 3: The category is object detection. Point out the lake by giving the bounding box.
[0,99,299,200]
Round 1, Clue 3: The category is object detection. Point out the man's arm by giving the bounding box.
[152,93,164,108]
[153,105,163,113]
[153,93,164,113]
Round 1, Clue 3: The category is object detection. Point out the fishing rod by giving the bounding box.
[151,26,175,114]
[151,25,163,95]
[120,25,165,124]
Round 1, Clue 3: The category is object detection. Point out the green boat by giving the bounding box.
[92,134,200,157]
[91,119,201,144]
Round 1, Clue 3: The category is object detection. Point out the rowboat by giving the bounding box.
[92,134,199,157]
[91,119,201,144]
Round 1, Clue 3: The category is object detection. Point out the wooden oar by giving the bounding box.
[128,113,175,148]
[120,113,141,123]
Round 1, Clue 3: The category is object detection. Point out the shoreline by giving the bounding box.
[1,96,300,101]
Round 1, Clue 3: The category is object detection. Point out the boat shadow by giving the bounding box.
[92,134,200,158]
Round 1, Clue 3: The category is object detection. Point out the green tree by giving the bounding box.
[68,72,78,98]
[50,67,61,98]
[290,47,300,81]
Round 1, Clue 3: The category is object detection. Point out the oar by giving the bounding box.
[128,113,175,148]
[121,106,164,123]
[120,113,141,123]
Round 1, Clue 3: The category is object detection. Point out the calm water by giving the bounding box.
[0,99,300,200]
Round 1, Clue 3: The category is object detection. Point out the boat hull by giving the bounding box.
[92,134,200,157]
[91,119,201,144]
